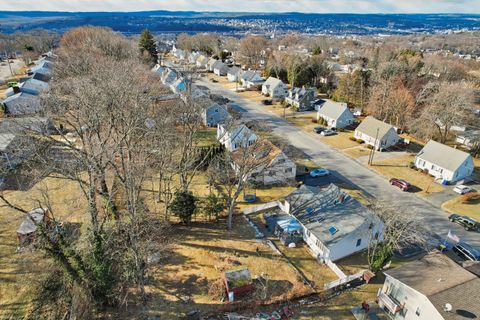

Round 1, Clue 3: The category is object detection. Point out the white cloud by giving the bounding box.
[0,0,479,13]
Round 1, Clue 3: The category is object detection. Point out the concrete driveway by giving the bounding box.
[197,77,480,248]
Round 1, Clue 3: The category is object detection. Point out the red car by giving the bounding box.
[389,178,411,191]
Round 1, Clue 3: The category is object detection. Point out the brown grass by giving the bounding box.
[320,131,359,150]
[343,145,371,159]
[443,194,480,221]
[370,154,444,196]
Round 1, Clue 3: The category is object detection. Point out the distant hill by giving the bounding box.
[0,11,479,35]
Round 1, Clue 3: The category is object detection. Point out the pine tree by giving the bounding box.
[138,29,158,65]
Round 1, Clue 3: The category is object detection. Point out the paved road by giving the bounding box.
[197,78,480,248]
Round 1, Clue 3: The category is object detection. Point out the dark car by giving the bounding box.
[452,242,480,262]
[448,214,479,231]
[313,126,325,134]
[389,178,411,191]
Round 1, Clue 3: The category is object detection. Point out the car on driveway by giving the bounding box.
[320,129,336,136]
[313,126,325,134]
[310,168,330,178]
[453,185,473,195]
[389,178,411,191]
[452,242,480,262]
[448,214,479,231]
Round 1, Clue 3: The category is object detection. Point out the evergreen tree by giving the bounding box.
[138,29,158,65]
[170,191,197,224]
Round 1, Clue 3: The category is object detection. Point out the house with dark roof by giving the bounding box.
[378,253,480,320]
[285,87,317,111]
[279,184,383,262]
[317,100,354,128]
[231,139,296,186]
[415,140,474,183]
[354,116,399,150]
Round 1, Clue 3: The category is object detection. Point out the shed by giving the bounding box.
[223,268,253,297]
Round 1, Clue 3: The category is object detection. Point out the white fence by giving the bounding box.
[243,201,281,215]
[324,269,367,290]
[325,259,347,278]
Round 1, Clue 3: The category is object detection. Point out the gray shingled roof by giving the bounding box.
[430,278,480,320]
[263,76,283,88]
[355,116,395,139]
[318,100,351,120]
[417,140,472,172]
[0,133,16,151]
[286,184,376,247]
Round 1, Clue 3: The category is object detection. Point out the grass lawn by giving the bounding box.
[286,112,318,133]
[194,127,218,147]
[144,219,312,318]
[342,145,371,159]
[320,131,359,150]
[370,154,444,196]
[0,175,87,319]
[442,195,480,221]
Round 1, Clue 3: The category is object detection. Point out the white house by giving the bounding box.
[172,46,186,60]
[217,123,257,152]
[262,77,287,100]
[415,140,474,183]
[378,253,480,320]
[280,184,384,263]
[196,55,209,69]
[227,66,243,82]
[354,116,399,150]
[169,77,187,94]
[240,70,264,89]
[231,139,296,186]
[188,51,201,64]
[316,100,354,128]
[207,58,218,72]
[212,61,229,76]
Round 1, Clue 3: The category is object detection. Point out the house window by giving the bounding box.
[374,232,379,240]
[215,109,218,112]
[356,239,362,247]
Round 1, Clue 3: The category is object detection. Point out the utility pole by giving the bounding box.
[5,50,13,77]
[368,128,380,166]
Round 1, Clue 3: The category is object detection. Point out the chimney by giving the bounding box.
[12,86,20,94]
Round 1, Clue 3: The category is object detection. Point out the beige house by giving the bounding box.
[354,116,399,150]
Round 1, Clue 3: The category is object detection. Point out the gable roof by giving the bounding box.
[385,253,477,297]
[17,208,47,235]
[0,133,16,151]
[2,92,42,115]
[355,116,396,139]
[223,123,256,143]
[286,184,376,246]
[430,278,480,320]
[417,140,472,172]
[21,78,49,95]
[211,60,225,70]
[318,100,351,120]
[227,66,241,76]
[231,139,283,168]
[241,70,262,82]
[263,76,283,89]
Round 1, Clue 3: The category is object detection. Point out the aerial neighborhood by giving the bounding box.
[1,8,480,320]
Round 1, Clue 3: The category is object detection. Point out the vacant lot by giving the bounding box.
[0,175,87,319]
[369,154,445,195]
[144,219,312,318]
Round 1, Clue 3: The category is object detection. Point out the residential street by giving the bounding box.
[197,77,480,247]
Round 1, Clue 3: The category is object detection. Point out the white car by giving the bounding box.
[321,129,336,136]
[453,185,473,195]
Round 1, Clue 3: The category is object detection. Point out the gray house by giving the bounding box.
[2,92,42,116]
[240,71,264,89]
[227,66,243,82]
[200,98,230,127]
[212,61,229,76]
[354,116,399,150]
[5,78,49,97]
[316,100,354,128]
[285,87,317,111]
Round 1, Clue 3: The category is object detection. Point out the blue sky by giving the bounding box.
[1,0,479,13]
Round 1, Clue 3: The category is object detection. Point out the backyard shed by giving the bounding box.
[223,268,253,298]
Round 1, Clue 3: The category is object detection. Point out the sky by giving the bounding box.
[0,0,479,13]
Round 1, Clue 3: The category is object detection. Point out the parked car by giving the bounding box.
[452,242,480,262]
[389,178,411,191]
[262,99,272,105]
[313,126,325,134]
[320,129,336,136]
[310,168,330,178]
[448,214,479,231]
[453,185,473,195]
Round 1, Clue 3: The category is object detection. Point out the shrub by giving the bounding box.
[366,144,374,150]
[349,136,357,141]
[337,128,345,132]
[311,118,318,123]
[356,139,364,144]
[408,161,415,169]
[422,169,429,174]
[461,192,480,204]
